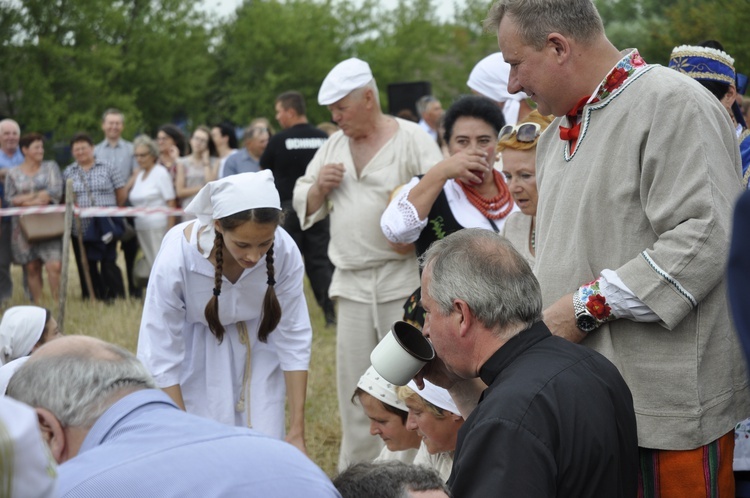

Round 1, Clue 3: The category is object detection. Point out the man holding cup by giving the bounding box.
[416,229,638,497]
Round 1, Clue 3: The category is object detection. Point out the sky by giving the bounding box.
[198,0,462,21]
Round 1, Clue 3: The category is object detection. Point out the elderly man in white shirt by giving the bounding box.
[293,58,443,469]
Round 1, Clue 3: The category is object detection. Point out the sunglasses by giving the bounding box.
[498,122,542,143]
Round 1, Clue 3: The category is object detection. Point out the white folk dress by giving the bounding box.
[137,221,311,439]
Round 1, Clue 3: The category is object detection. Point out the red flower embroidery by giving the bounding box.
[604,68,628,93]
[586,294,611,320]
[631,53,646,67]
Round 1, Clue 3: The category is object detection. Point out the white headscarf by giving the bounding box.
[467,52,529,126]
[407,379,459,415]
[0,306,47,366]
[183,170,281,258]
[357,365,407,411]
[0,397,57,497]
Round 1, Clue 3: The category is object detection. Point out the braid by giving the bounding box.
[258,245,282,342]
[204,231,226,343]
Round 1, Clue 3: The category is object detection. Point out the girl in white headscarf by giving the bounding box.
[0,306,61,393]
[136,170,312,453]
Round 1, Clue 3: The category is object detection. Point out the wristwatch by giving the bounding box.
[573,292,598,333]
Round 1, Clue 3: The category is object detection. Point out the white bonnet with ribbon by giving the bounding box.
[407,379,459,415]
[0,306,47,366]
[357,365,407,411]
[183,170,281,258]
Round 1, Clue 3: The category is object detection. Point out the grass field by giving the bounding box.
[4,251,342,477]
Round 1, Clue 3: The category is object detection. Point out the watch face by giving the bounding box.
[576,314,597,333]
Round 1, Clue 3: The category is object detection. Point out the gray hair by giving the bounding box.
[420,228,542,337]
[7,341,155,429]
[333,461,451,498]
[243,125,269,142]
[352,78,381,107]
[0,119,20,134]
[133,135,159,160]
[485,0,604,49]
[416,95,438,116]
[101,108,124,123]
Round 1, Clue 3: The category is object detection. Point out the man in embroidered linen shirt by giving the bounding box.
[487,0,750,495]
[7,335,341,498]
[293,58,443,469]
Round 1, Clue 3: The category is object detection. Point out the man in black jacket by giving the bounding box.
[261,91,335,325]
[417,228,638,497]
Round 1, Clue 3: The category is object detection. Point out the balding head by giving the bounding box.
[8,335,155,429]
[0,119,20,155]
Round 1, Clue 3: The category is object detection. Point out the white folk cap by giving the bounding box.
[318,58,374,105]
[467,52,529,125]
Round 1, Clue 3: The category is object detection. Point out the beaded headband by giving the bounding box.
[668,45,736,86]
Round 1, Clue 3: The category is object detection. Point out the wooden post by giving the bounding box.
[57,179,74,333]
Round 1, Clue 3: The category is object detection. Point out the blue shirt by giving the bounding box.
[0,148,24,208]
[222,148,260,177]
[58,390,341,498]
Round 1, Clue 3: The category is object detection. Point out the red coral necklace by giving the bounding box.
[459,169,514,220]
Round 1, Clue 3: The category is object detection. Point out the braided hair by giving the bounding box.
[204,208,283,343]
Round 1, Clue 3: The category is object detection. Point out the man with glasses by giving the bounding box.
[487,0,749,495]
[7,335,340,497]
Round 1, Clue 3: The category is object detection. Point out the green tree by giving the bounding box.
[210,0,369,127]
[0,0,214,146]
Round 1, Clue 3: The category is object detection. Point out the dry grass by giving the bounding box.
[4,251,342,477]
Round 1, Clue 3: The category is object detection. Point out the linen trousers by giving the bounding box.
[336,297,405,471]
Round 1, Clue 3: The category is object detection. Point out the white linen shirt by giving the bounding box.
[292,118,443,303]
[137,221,311,438]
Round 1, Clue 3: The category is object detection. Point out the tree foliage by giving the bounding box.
[1,0,747,148]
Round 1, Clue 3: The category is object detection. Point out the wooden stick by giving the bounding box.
[57,179,74,333]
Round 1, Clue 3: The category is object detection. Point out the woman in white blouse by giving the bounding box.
[128,136,176,271]
[136,171,312,454]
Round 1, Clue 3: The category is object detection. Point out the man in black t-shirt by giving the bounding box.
[261,91,336,325]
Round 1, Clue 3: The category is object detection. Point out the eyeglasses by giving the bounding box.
[134,153,151,158]
[498,123,542,143]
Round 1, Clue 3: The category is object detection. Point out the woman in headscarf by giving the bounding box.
[0,306,61,393]
[136,170,312,454]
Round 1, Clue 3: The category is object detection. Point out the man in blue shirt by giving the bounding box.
[0,119,24,304]
[222,124,269,177]
[7,335,341,498]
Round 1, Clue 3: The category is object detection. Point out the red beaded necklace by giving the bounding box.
[459,169,514,220]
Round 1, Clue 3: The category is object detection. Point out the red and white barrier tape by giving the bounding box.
[0,205,184,217]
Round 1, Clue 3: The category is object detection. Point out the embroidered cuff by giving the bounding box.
[578,277,617,326]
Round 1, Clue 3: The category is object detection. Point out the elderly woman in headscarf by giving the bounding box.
[0,306,61,393]
[136,170,312,454]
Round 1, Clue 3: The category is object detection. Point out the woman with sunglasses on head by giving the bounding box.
[381,95,518,326]
[499,111,554,266]
[136,171,312,454]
